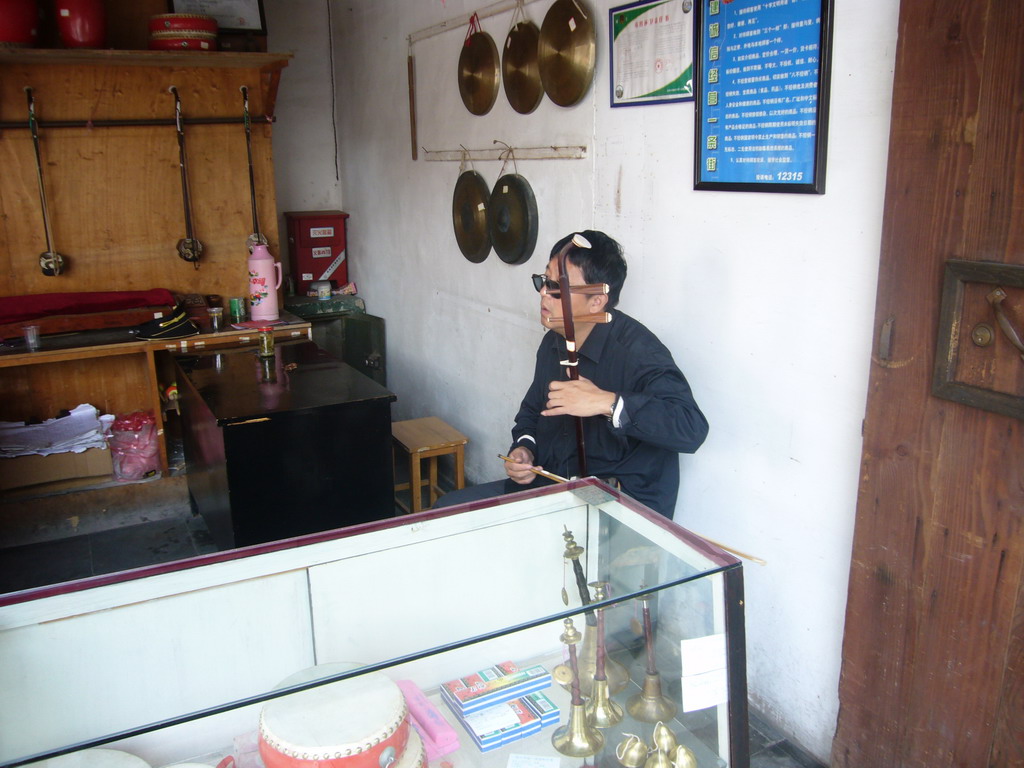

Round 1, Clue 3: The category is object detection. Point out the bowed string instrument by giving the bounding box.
[544,233,612,479]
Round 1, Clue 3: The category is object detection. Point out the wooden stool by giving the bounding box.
[392,417,468,514]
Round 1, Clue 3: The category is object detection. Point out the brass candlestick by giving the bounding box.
[626,593,677,722]
[584,581,624,728]
[551,618,604,757]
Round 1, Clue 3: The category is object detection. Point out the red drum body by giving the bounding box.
[149,14,218,34]
[259,665,412,768]
[148,34,217,51]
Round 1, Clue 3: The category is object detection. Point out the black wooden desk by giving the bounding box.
[175,340,396,550]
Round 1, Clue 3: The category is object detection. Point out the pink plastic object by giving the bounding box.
[108,411,159,482]
[397,679,460,760]
[248,244,283,322]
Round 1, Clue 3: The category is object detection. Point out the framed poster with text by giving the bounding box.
[610,0,695,107]
[694,0,833,193]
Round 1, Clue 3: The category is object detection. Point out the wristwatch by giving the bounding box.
[607,394,618,421]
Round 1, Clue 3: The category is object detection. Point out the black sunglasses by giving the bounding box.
[531,274,562,296]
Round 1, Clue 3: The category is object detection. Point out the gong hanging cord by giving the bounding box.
[464,12,483,46]
[493,140,518,177]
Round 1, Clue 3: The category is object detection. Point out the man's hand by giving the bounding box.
[505,445,538,485]
[543,375,615,418]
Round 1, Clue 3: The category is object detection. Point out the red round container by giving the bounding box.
[149,13,218,35]
[56,0,105,48]
[0,0,40,47]
[148,34,218,51]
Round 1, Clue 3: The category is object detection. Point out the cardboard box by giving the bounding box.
[0,448,113,491]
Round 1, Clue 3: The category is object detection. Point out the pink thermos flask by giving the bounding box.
[248,244,282,322]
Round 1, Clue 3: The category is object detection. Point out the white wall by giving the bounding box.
[268,0,899,761]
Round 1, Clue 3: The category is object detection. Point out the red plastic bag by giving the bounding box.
[108,411,159,482]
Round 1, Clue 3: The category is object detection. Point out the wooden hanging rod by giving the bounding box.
[422,145,587,161]
[408,0,546,45]
[0,116,275,131]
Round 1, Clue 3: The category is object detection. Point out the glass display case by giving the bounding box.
[0,479,748,768]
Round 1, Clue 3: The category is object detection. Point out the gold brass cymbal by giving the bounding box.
[458,31,500,116]
[502,20,542,115]
[452,170,491,263]
[489,173,538,265]
[538,0,596,107]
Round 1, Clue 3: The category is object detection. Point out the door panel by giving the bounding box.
[832,1,1024,766]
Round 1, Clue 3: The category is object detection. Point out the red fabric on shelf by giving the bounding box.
[0,290,177,325]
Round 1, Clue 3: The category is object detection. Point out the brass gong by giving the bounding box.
[538,0,597,108]
[502,21,543,115]
[458,31,501,116]
[489,174,538,265]
[453,170,491,263]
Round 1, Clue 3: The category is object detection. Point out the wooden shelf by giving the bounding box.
[0,49,291,116]
[0,49,291,70]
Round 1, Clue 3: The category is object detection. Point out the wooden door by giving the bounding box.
[832,1,1024,766]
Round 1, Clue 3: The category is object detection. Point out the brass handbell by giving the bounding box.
[627,670,678,723]
[626,594,677,722]
[584,581,624,728]
[585,675,624,728]
[576,581,629,696]
[551,618,604,758]
[552,698,605,757]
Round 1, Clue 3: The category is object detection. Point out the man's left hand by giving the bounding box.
[543,376,615,418]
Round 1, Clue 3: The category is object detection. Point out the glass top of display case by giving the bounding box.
[0,479,748,768]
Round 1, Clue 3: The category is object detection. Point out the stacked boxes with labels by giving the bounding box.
[440,661,558,751]
[285,210,350,297]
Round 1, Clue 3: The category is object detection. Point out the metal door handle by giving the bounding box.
[986,287,1024,360]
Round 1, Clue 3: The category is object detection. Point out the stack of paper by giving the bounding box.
[0,404,112,458]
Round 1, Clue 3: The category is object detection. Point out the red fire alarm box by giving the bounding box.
[285,210,350,296]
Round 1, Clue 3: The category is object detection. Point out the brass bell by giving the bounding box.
[643,750,673,768]
[584,676,624,728]
[652,722,678,753]
[671,745,698,768]
[616,734,649,768]
[551,701,604,757]
[626,672,678,723]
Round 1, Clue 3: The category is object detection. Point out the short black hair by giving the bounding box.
[549,230,627,308]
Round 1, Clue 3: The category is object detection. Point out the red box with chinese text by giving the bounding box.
[285,210,350,296]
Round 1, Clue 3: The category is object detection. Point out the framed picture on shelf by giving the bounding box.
[609,0,696,107]
[693,0,834,193]
[170,0,266,35]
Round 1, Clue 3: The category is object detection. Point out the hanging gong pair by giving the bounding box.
[452,170,538,265]
[458,0,596,115]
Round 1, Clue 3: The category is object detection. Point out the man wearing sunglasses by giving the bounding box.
[442,230,708,519]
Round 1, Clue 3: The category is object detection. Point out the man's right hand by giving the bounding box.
[505,445,537,485]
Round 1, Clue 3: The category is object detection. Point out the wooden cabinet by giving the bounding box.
[175,341,397,549]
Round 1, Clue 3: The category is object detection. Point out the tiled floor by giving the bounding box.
[0,511,826,768]
[0,514,217,594]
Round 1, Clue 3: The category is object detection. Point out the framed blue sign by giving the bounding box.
[694,0,833,193]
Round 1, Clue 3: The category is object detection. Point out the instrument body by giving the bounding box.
[259,666,411,768]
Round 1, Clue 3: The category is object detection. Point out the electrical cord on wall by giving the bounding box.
[327,0,340,182]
